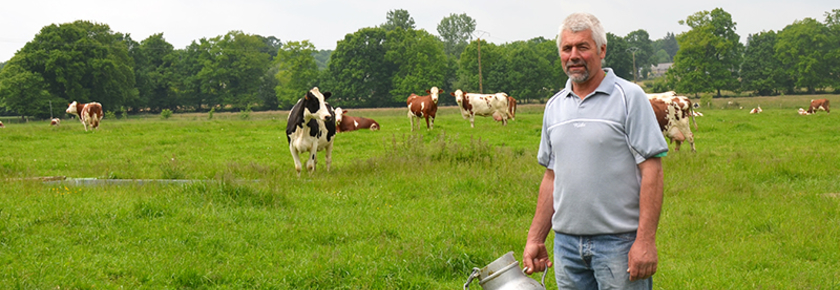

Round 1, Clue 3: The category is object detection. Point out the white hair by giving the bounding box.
[556,12,608,55]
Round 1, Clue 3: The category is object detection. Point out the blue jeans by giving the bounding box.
[553,231,652,290]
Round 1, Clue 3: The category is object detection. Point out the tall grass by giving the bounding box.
[1,96,839,288]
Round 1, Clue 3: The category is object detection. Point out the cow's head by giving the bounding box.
[426,86,442,104]
[66,101,79,115]
[303,87,332,122]
[450,89,465,104]
[335,107,346,124]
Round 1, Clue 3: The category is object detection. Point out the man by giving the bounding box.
[522,12,668,289]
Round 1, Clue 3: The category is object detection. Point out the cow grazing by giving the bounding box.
[808,99,830,114]
[334,107,380,132]
[407,86,443,131]
[0,121,4,128]
[286,87,336,176]
[65,101,103,131]
[648,93,697,152]
[50,118,61,126]
[451,89,513,127]
[798,108,811,115]
[749,106,763,114]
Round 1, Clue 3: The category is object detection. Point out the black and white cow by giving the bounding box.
[286,87,337,176]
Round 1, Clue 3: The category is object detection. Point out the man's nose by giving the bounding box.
[568,47,583,59]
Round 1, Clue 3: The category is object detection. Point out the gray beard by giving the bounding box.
[567,70,590,83]
[565,60,590,83]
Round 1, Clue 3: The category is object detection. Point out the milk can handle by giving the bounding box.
[463,267,481,290]
[521,261,548,286]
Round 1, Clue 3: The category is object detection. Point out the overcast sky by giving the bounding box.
[0,0,836,62]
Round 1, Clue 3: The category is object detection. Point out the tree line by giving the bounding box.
[0,8,837,119]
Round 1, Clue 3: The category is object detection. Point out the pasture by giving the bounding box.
[0,94,838,289]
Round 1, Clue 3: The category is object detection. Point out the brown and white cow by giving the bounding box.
[407,86,443,131]
[50,118,61,126]
[749,106,762,114]
[798,108,811,115]
[65,101,103,131]
[334,107,380,132]
[648,93,696,152]
[286,87,336,176]
[0,121,4,128]
[808,99,830,114]
[451,89,512,127]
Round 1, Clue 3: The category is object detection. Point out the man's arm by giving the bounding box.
[628,157,663,281]
[523,169,555,274]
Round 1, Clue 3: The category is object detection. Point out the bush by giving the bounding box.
[208,107,215,120]
[646,78,673,93]
[161,109,173,119]
[239,105,251,120]
[105,111,116,119]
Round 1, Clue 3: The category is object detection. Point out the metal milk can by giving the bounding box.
[463,251,547,290]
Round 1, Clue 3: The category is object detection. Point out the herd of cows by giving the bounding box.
[283,87,831,176]
[0,88,829,177]
[285,86,517,176]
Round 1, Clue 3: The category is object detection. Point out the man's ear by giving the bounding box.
[600,44,607,59]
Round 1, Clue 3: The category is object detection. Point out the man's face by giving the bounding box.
[559,29,606,83]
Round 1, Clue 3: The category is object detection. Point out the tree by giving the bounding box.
[274,40,319,109]
[654,49,671,63]
[0,58,55,118]
[826,9,840,90]
[532,37,567,95]
[381,9,415,31]
[385,28,448,104]
[653,32,679,62]
[312,50,332,70]
[624,29,656,79]
[740,31,785,96]
[134,33,176,112]
[257,35,282,60]
[603,33,633,80]
[775,18,833,93]
[171,40,213,111]
[500,40,557,102]
[437,13,476,59]
[456,39,502,94]
[201,31,271,109]
[824,9,840,27]
[0,20,135,116]
[171,31,270,111]
[669,8,743,97]
[325,27,394,107]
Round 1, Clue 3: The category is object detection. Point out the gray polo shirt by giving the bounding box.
[537,68,668,235]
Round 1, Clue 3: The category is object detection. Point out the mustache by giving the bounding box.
[565,59,587,71]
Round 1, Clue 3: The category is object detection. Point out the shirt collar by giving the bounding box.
[562,68,617,99]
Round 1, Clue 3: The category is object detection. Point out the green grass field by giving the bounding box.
[1,94,839,289]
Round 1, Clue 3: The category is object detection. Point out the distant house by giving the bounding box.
[650,63,673,77]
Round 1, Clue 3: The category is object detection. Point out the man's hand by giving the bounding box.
[627,239,657,281]
[522,241,553,275]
